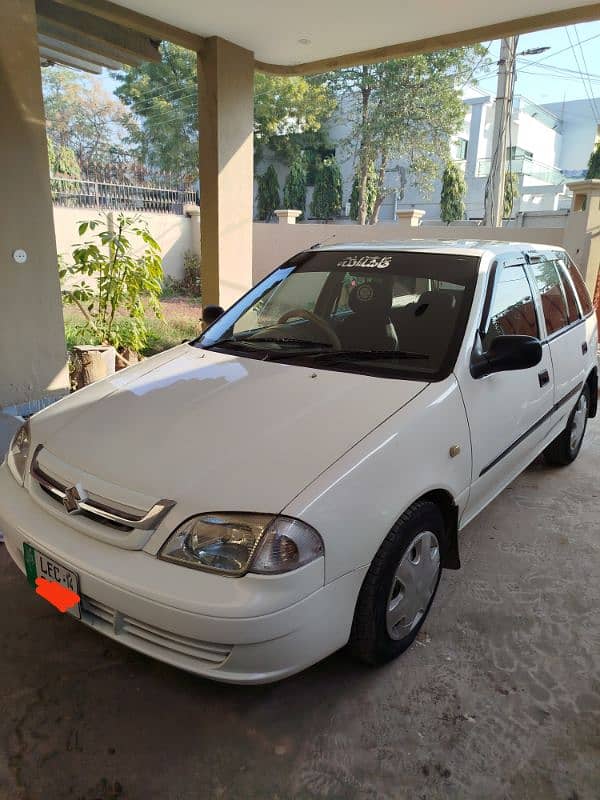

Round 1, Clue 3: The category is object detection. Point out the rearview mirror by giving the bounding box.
[471,335,542,379]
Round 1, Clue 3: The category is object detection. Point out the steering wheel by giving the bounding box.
[277,308,342,350]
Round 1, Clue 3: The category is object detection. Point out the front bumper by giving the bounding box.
[0,466,366,683]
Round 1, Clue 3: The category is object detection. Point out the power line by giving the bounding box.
[573,25,600,121]
[565,27,600,123]
[526,29,600,66]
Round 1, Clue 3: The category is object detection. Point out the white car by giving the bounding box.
[1,241,597,684]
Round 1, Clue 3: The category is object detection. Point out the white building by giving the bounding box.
[333,87,600,223]
[256,87,600,224]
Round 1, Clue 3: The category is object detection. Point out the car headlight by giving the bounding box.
[159,513,324,576]
[7,421,31,485]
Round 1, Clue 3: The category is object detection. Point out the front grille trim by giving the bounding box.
[80,596,232,668]
[30,446,175,532]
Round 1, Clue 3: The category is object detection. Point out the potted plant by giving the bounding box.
[59,212,164,387]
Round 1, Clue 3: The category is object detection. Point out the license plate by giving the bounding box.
[23,543,81,618]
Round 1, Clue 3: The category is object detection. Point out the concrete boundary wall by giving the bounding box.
[252,222,566,285]
[53,206,199,280]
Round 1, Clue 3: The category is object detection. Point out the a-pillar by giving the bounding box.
[197,38,254,309]
[0,0,69,414]
[564,180,600,302]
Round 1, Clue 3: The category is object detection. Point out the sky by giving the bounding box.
[473,21,600,107]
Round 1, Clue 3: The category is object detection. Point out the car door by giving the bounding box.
[527,253,587,415]
[458,256,555,525]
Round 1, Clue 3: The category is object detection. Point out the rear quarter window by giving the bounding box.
[562,257,594,316]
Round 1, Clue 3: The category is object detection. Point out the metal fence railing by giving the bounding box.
[51,176,198,215]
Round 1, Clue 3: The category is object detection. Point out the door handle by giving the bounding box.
[538,369,550,387]
[582,342,588,355]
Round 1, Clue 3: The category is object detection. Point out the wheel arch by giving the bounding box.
[586,366,598,419]
[416,489,460,570]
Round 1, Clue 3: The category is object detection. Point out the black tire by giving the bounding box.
[544,384,590,467]
[349,500,445,666]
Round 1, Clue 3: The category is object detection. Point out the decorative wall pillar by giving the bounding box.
[563,180,600,304]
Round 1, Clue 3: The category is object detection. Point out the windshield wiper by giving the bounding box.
[205,336,333,351]
[267,349,430,363]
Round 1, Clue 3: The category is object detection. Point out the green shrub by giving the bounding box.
[310,157,342,220]
[161,251,201,298]
[586,144,600,179]
[440,163,466,224]
[256,165,281,221]
[283,156,307,217]
[503,172,519,219]
[349,161,378,221]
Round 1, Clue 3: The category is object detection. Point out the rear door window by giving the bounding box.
[530,261,570,336]
[483,265,539,349]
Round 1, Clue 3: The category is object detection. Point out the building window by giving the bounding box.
[451,138,468,161]
[507,146,533,160]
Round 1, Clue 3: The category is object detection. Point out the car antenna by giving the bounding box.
[309,233,337,249]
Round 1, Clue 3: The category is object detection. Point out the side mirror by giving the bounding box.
[470,334,542,379]
[202,305,225,329]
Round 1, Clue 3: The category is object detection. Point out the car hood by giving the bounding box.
[32,345,426,512]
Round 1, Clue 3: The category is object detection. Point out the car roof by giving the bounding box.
[312,239,564,259]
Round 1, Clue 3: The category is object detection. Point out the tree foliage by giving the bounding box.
[115,43,198,179]
[503,172,519,219]
[324,47,485,224]
[47,138,80,178]
[310,157,342,220]
[283,155,307,215]
[43,67,136,170]
[114,45,336,179]
[349,161,378,221]
[440,162,466,224]
[256,165,281,221]
[59,213,163,352]
[586,144,600,179]
[254,73,336,164]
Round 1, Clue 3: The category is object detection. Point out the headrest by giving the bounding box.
[348,282,393,315]
[414,290,457,317]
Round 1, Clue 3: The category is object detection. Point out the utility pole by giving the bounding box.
[483,36,518,227]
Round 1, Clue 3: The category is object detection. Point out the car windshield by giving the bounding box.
[194,250,480,380]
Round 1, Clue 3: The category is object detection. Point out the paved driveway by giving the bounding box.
[1,419,599,800]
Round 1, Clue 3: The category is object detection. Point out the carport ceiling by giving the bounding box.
[63,0,600,73]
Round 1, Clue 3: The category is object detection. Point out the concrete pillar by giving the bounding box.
[184,204,201,258]
[563,180,600,298]
[197,38,254,309]
[464,96,489,179]
[274,209,302,224]
[395,209,426,226]
[0,0,69,415]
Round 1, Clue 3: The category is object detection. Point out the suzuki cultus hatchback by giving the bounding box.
[1,241,597,683]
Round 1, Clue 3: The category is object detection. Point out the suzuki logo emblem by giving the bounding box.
[63,485,85,514]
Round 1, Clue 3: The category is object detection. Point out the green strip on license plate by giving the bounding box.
[23,542,37,588]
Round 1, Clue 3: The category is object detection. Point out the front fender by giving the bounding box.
[284,376,472,584]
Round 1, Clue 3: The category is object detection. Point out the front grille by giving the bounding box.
[30,446,175,533]
[81,596,232,668]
